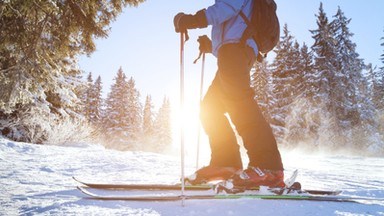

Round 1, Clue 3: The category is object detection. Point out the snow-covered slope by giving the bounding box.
[1,138,383,216]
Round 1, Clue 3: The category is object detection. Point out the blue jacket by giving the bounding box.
[204,0,258,57]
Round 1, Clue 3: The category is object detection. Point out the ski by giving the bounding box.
[76,186,378,204]
[73,170,340,196]
[73,169,298,190]
[73,176,213,191]
[214,181,342,196]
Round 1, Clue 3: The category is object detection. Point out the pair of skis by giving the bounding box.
[73,171,383,204]
[74,170,299,192]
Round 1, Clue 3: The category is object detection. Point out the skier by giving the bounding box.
[173,0,284,188]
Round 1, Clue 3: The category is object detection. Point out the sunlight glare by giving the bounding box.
[171,86,211,167]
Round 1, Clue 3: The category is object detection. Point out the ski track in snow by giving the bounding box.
[0,138,383,216]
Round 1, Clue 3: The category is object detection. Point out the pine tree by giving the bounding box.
[373,29,384,150]
[269,23,296,141]
[331,7,365,130]
[0,0,145,143]
[143,95,155,138]
[153,97,172,153]
[125,76,142,143]
[283,42,317,146]
[310,3,338,109]
[298,43,320,142]
[90,76,103,125]
[83,72,94,120]
[103,68,142,149]
[103,67,133,148]
[330,7,379,150]
[374,29,384,110]
[252,60,278,125]
[309,3,340,149]
[141,95,156,151]
[300,43,316,99]
[0,0,144,113]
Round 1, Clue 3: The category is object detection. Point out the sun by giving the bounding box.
[171,87,211,168]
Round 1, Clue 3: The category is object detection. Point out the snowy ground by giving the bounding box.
[1,138,383,216]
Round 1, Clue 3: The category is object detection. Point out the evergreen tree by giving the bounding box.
[310,3,338,109]
[269,23,296,141]
[103,67,133,148]
[331,7,365,130]
[0,0,145,143]
[251,60,277,127]
[381,28,384,73]
[374,29,384,110]
[374,29,384,148]
[125,76,142,143]
[141,95,156,151]
[299,43,316,99]
[309,3,340,149]
[103,68,142,149]
[283,42,317,146]
[330,6,379,150]
[83,72,94,120]
[0,0,144,114]
[90,76,103,125]
[153,97,172,153]
[143,95,155,138]
[251,61,283,141]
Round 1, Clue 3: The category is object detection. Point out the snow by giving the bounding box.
[1,138,383,216]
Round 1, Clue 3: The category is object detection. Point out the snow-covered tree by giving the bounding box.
[142,95,155,138]
[89,76,103,125]
[300,43,316,99]
[103,67,132,148]
[283,42,317,146]
[374,29,384,149]
[308,3,341,149]
[153,97,172,153]
[374,30,384,111]
[310,3,338,108]
[0,0,145,143]
[269,24,296,140]
[82,72,94,120]
[0,0,144,114]
[80,73,103,126]
[251,61,283,137]
[141,95,157,151]
[125,76,142,143]
[331,7,366,131]
[103,68,142,149]
[252,61,271,121]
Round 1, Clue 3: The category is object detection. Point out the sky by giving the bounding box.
[78,0,384,153]
[79,0,384,107]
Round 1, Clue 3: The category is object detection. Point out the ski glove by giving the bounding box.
[173,9,208,33]
[198,35,212,54]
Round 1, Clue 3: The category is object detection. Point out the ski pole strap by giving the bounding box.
[183,30,189,42]
[193,51,203,64]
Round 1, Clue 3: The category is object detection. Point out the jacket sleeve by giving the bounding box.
[205,0,248,26]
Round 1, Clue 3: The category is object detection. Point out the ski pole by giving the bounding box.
[196,52,205,170]
[179,31,186,206]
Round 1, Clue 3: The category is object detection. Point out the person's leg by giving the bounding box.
[217,44,283,171]
[200,74,243,169]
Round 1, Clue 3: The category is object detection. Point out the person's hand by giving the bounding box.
[198,35,212,53]
[173,13,187,33]
[173,10,208,33]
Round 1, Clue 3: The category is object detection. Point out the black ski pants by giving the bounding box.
[200,43,283,171]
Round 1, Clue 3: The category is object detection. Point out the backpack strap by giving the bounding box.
[239,11,256,47]
[239,1,265,62]
[239,0,254,45]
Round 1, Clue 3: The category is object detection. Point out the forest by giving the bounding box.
[0,1,383,155]
[252,3,384,155]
